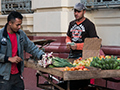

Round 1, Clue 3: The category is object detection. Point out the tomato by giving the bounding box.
[65,67,71,71]
[83,68,89,71]
[71,67,76,71]
[75,66,79,70]
[63,68,67,71]
[80,66,85,70]
[78,69,82,71]
[78,57,82,60]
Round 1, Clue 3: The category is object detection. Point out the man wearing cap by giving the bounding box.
[66,2,98,59]
[64,2,98,89]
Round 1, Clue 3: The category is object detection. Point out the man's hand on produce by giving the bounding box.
[70,43,77,50]
[8,56,23,64]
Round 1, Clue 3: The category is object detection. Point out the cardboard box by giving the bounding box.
[82,38,102,60]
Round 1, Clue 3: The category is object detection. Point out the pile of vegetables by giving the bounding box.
[63,66,89,71]
[90,55,120,70]
[38,52,74,68]
[73,57,93,67]
[51,57,74,67]
[38,52,120,70]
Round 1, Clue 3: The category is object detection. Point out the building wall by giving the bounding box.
[0,1,120,90]
[0,0,1,15]
[0,0,120,46]
[0,14,33,35]
[85,9,120,46]
[31,0,78,36]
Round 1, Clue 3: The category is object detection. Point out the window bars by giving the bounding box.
[1,0,33,14]
[81,0,120,10]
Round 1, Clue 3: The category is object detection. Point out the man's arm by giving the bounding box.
[66,36,71,43]
[70,43,84,50]
[23,31,45,59]
[76,43,84,50]
[88,22,98,38]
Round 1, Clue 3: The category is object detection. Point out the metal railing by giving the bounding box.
[1,0,33,15]
[81,0,120,10]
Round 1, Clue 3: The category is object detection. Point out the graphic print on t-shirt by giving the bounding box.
[70,24,85,42]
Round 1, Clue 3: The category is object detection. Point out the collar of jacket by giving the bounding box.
[3,23,20,38]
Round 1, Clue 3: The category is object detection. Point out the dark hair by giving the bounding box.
[7,11,23,23]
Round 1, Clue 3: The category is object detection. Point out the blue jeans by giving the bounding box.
[0,73,24,90]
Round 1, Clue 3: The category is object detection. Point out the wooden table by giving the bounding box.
[24,60,119,90]
[25,38,118,90]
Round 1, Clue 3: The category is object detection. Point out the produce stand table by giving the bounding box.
[25,38,118,90]
[24,60,120,90]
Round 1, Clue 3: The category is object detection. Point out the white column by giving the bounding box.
[31,0,79,36]
[0,0,1,15]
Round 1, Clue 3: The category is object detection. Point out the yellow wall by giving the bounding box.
[0,0,120,46]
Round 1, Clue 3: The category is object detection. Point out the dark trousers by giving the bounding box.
[68,50,82,59]
[0,73,24,90]
[55,80,90,90]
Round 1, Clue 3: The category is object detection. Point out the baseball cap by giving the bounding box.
[74,3,86,11]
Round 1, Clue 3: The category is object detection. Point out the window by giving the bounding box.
[1,0,33,15]
[81,0,120,10]
[97,0,117,1]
